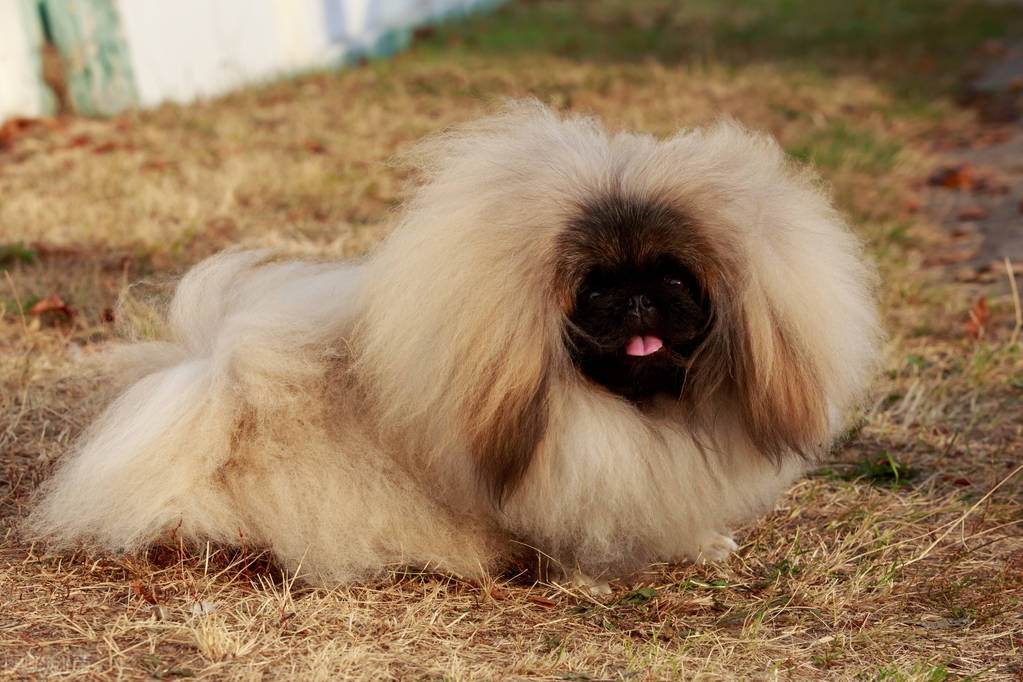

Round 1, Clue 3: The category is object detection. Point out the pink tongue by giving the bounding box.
[625,335,663,357]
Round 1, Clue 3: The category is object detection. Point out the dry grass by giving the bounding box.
[3,0,1023,678]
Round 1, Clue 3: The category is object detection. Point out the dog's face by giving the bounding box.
[557,195,715,402]
[353,110,875,507]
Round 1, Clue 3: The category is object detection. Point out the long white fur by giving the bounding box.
[26,102,881,584]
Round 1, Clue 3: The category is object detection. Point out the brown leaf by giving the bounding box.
[303,138,327,154]
[958,206,987,221]
[65,134,92,149]
[964,296,990,339]
[130,581,159,605]
[526,595,556,607]
[0,117,44,150]
[142,157,170,171]
[27,294,75,319]
[928,164,974,190]
[92,141,118,154]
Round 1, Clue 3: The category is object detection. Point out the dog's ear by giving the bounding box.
[463,364,550,505]
[730,299,829,460]
[354,228,557,508]
[684,281,829,462]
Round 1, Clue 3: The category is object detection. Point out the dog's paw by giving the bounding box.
[695,533,737,564]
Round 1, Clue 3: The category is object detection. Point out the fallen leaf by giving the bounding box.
[303,138,327,154]
[527,596,557,608]
[928,164,974,190]
[92,141,118,154]
[27,294,75,319]
[958,206,987,221]
[904,197,922,213]
[130,581,159,605]
[65,134,92,149]
[0,117,42,150]
[964,296,990,339]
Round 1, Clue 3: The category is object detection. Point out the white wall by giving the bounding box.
[116,0,482,109]
[0,0,46,119]
[1,0,500,119]
[116,0,301,107]
[269,0,334,72]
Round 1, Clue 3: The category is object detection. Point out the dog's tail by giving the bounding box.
[24,250,363,553]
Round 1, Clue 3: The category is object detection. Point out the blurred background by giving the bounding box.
[1,1,1021,280]
[0,0,503,118]
[2,0,1021,290]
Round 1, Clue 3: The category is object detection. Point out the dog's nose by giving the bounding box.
[627,294,654,317]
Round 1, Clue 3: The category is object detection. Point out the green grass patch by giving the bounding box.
[816,450,920,488]
[417,0,1023,96]
[0,242,37,269]
[787,121,901,172]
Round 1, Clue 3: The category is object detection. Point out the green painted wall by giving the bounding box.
[40,0,137,116]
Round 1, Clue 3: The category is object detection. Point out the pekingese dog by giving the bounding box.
[26,102,881,586]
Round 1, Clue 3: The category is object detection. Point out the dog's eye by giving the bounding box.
[588,290,603,300]
[664,276,683,287]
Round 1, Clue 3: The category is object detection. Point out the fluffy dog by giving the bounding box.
[26,102,881,585]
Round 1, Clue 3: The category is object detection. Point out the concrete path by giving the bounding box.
[925,35,1023,278]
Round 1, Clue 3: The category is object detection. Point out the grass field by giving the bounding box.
[2,0,1023,678]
